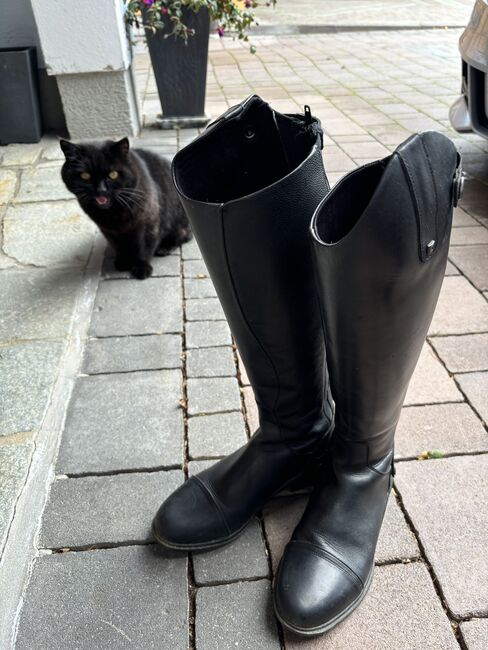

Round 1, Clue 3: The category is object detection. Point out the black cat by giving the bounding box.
[60,137,191,279]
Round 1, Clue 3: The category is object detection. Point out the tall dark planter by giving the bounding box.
[146,7,210,128]
[0,47,42,144]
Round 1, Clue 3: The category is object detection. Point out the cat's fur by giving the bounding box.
[60,137,191,279]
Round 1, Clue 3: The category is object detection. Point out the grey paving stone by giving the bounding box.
[0,340,64,435]
[451,226,488,246]
[460,619,488,650]
[263,492,418,572]
[41,139,66,161]
[82,334,181,374]
[0,250,18,270]
[186,346,235,378]
[452,207,479,227]
[0,170,17,204]
[188,459,217,476]
[188,411,247,458]
[57,371,183,473]
[395,455,488,619]
[445,260,459,276]
[456,371,488,423]
[449,245,488,292]
[89,277,182,337]
[431,333,488,373]
[15,165,72,203]
[459,177,488,220]
[0,268,81,341]
[185,298,226,321]
[376,493,421,564]
[16,545,188,650]
[284,563,458,650]
[195,580,280,650]
[184,259,208,277]
[429,276,488,335]
[193,518,269,584]
[0,436,34,554]
[103,248,180,278]
[184,277,217,299]
[396,403,488,459]
[185,320,232,348]
[181,237,202,260]
[404,344,462,406]
[39,470,183,548]
[338,140,390,159]
[0,143,41,166]
[186,377,241,416]
[3,201,97,267]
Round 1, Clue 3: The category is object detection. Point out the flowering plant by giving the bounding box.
[124,0,276,50]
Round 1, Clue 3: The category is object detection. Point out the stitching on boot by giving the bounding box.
[219,204,283,435]
[290,540,364,589]
[419,135,439,253]
[397,150,424,262]
[193,475,233,536]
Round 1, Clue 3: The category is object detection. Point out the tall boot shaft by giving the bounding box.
[274,131,462,635]
[311,131,461,463]
[173,95,331,448]
[153,97,334,552]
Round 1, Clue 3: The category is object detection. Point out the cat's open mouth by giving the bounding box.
[95,196,110,207]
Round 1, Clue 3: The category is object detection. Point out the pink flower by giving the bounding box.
[245,0,252,7]
[143,0,155,5]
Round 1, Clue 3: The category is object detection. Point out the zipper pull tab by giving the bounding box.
[304,105,312,125]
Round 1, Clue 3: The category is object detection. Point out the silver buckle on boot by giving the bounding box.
[453,165,465,207]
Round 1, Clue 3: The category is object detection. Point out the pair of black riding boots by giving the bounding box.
[153,96,462,635]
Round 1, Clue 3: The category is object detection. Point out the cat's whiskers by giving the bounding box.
[116,192,145,215]
[116,189,146,211]
[115,194,134,213]
[118,188,147,202]
[119,186,146,196]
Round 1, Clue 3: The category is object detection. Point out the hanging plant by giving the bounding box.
[124,0,277,51]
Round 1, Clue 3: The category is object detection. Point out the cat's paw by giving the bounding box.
[114,256,132,272]
[131,261,153,280]
[177,226,192,244]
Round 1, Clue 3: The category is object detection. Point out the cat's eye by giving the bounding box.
[108,170,119,180]
[80,171,91,180]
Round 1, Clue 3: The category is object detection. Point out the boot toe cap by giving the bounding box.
[153,477,230,549]
[274,541,365,634]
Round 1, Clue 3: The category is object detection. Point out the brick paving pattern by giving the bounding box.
[1,6,487,649]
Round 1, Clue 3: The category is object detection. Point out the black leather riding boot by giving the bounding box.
[274,131,462,635]
[153,96,334,551]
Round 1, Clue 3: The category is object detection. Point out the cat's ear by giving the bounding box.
[60,139,82,160]
[112,137,130,157]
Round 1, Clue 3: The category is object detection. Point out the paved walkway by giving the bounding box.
[253,0,473,28]
[1,18,488,650]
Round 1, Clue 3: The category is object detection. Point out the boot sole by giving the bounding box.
[152,518,250,552]
[274,565,374,637]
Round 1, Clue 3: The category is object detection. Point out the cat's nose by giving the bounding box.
[97,180,108,193]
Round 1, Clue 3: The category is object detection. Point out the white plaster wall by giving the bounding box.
[30,0,130,75]
[57,70,140,138]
